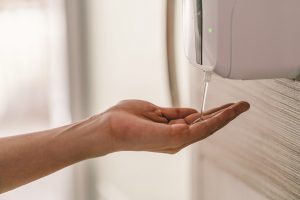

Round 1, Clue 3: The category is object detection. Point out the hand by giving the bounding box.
[95,100,250,154]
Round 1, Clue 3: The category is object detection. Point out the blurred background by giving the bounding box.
[0,0,192,199]
[0,1,299,200]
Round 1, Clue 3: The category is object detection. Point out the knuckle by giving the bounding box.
[155,108,163,116]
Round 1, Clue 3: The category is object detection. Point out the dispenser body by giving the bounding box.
[183,0,300,79]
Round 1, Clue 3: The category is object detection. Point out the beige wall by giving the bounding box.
[190,69,300,200]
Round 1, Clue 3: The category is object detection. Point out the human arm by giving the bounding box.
[0,100,250,193]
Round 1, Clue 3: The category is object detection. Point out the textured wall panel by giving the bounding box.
[190,68,300,200]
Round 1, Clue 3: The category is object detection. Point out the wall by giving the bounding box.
[190,70,300,200]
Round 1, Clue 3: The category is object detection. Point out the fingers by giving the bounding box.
[203,103,234,116]
[184,113,202,124]
[148,102,249,154]
[184,103,234,124]
[146,112,169,123]
[168,119,186,125]
[160,107,197,120]
[145,102,249,153]
[189,101,250,141]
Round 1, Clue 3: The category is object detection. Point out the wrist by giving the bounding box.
[53,113,114,162]
[79,113,115,158]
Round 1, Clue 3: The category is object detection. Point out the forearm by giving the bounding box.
[0,115,110,193]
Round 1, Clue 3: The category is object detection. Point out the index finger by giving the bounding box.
[203,103,234,116]
[189,101,250,142]
[184,103,235,124]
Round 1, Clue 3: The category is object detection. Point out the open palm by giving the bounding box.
[100,100,250,154]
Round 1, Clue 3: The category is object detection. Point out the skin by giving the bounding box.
[0,99,250,193]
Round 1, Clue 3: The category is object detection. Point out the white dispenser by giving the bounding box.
[183,0,300,80]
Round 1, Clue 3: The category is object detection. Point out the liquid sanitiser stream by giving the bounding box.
[192,71,212,124]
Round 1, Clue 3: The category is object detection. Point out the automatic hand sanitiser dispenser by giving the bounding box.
[183,0,300,80]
